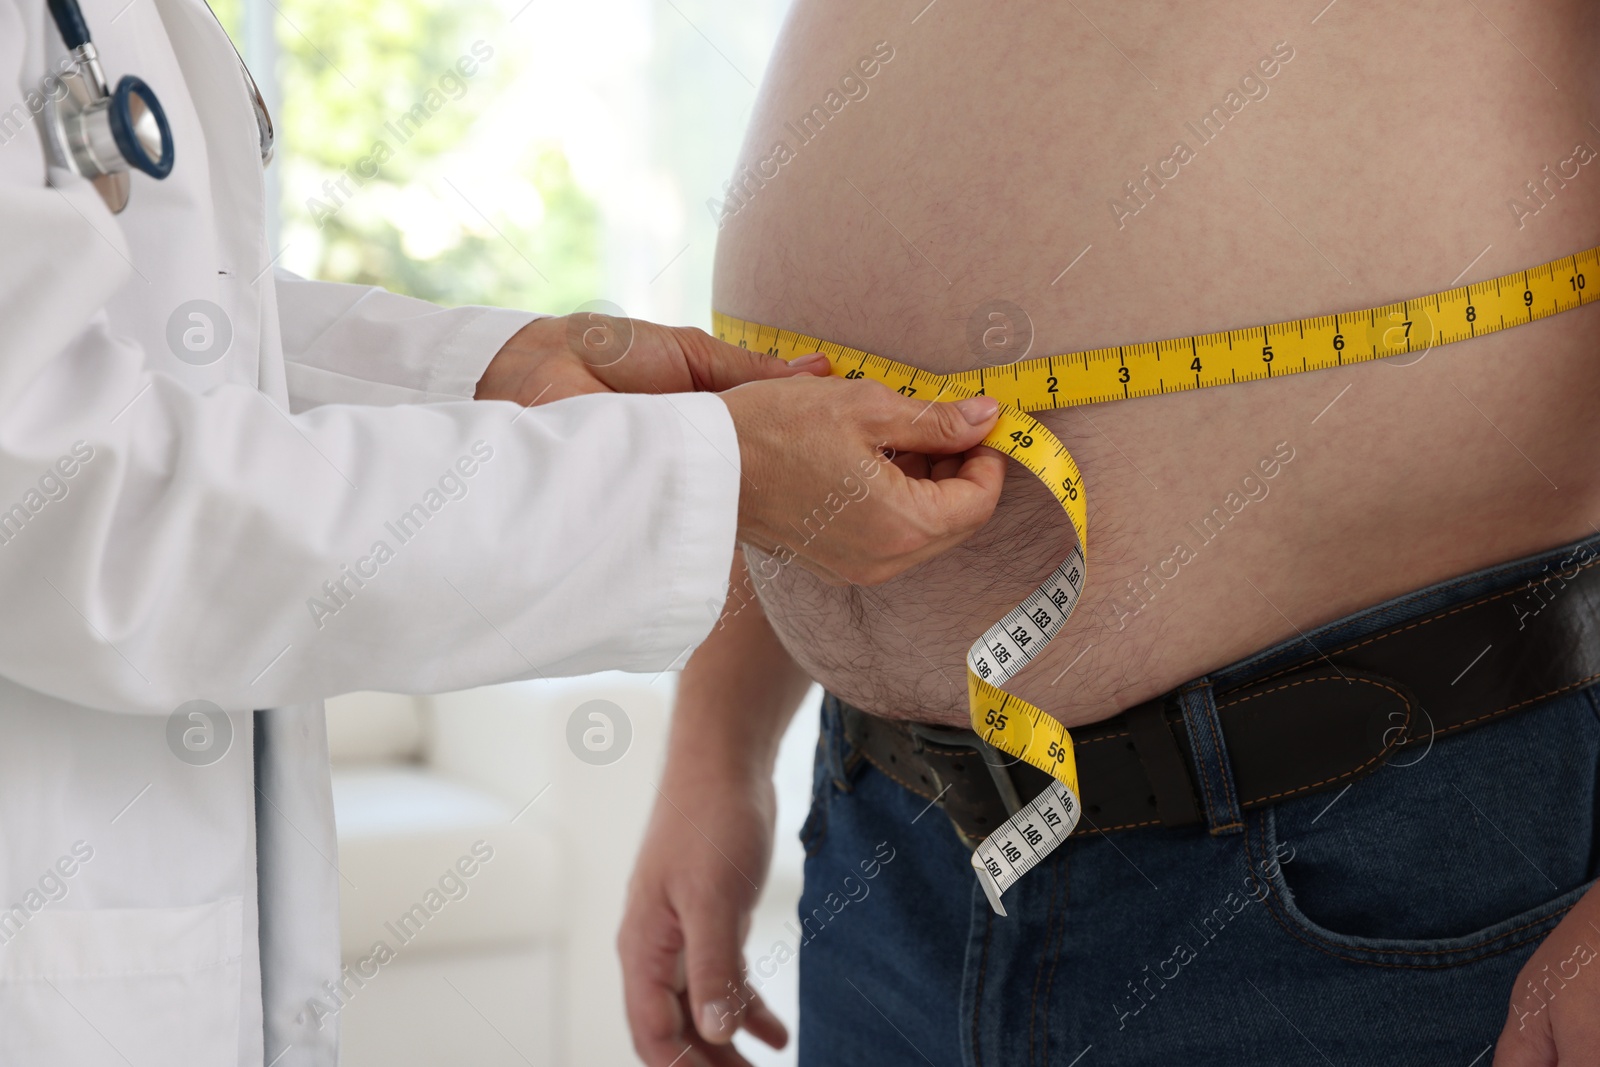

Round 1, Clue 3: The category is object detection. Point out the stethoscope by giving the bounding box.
[41,0,274,214]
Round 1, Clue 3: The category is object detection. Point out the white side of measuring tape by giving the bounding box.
[965,546,1086,914]
[966,547,1086,687]
[971,778,1081,916]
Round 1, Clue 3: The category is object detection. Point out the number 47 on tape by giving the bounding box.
[971,779,1081,916]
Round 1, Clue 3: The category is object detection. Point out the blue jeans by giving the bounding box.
[797,535,1600,1066]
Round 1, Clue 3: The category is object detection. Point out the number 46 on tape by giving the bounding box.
[971,778,1081,916]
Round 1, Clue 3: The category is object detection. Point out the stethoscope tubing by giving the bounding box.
[47,0,91,50]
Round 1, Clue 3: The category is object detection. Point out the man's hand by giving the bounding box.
[620,765,788,1067]
[723,371,1006,585]
[620,559,812,1067]
[475,312,820,405]
[1495,881,1600,1065]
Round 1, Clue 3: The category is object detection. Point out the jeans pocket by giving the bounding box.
[1248,805,1591,968]
[1244,687,1600,968]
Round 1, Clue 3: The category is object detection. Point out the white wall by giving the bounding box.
[327,677,819,1067]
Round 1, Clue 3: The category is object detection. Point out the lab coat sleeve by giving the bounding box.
[273,269,538,411]
[0,178,741,715]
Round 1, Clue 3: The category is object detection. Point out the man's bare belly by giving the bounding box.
[714,0,1600,729]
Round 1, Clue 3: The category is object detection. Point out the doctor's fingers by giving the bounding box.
[865,389,1000,457]
[586,322,822,395]
[759,450,1004,586]
[667,325,831,392]
[812,448,1005,586]
[897,447,1008,551]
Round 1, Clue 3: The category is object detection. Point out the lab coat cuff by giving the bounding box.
[646,391,742,666]
[431,306,544,401]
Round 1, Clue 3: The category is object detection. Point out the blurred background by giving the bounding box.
[206,0,812,1063]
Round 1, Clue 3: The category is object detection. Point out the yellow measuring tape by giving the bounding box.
[714,243,1600,911]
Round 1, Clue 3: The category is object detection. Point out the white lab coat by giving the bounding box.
[0,1,740,1063]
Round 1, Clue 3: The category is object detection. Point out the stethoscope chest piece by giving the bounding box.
[42,0,175,214]
[42,61,173,214]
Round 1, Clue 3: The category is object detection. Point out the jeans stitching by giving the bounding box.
[1202,699,1241,824]
[1027,856,1064,1065]
[970,906,993,1067]
[1192,753,1218,824]
[1026,873,1043,1063]
[1189,686,1240,830]
[1265,902,1558,970]
[1248,812,1578,964]
[1182,691,1221,825]
[1040,855,1069,1065]
[1258,871,1567,968]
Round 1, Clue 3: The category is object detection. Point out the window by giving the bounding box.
[214,0,793,328]
[209,7,804,1063]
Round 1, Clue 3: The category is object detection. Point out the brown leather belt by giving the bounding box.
[839,543,1600,849]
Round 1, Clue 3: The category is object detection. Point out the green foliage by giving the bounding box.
[271,0,601,313]
[304,146,601,312]
[276,0,497,174]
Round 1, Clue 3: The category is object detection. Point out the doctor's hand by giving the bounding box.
[475,312,814,405]
[722,370,1006,586]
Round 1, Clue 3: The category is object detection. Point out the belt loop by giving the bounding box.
[1176,678,1244,835]
[1126,699,1203,827]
